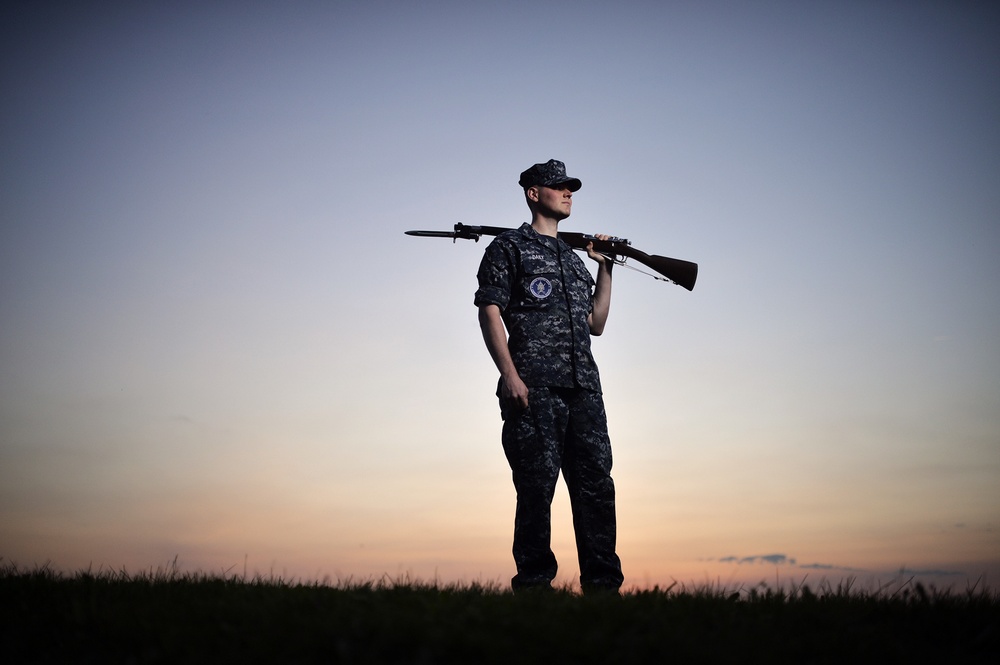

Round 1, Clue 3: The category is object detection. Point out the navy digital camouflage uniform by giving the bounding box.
[475,222,624,592]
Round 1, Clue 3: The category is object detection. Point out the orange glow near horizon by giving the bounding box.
[4,468,997,593]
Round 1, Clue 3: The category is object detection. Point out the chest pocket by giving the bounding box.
[565,259,595,308]
[519,256,561,306]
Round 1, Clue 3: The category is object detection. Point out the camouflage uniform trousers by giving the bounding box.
[501,385,624,592]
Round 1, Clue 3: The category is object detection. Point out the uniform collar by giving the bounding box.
[518,222,566,254]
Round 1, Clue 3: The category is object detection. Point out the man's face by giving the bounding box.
[531,185,573,220]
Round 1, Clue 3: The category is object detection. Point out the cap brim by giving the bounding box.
[557,178,582,192]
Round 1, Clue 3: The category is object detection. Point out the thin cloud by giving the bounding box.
[716,555,865,573]
[717,557,964,577]
[898,567,965,577]
[799,562,866,573]
[718,554,796,566]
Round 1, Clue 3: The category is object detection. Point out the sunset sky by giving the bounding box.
[2,1,998,591]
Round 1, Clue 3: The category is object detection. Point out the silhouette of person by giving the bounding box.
[475,159,624,593]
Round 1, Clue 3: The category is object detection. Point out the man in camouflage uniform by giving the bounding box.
[474,159,624,593]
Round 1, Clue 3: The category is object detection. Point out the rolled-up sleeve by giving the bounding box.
[474,239,513,309]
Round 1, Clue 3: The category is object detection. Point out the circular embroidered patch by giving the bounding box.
[529,276,553,299]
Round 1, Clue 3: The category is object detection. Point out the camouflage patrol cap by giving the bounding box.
[518,159,582,192]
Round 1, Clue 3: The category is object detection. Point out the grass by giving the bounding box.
[2,560,998,663]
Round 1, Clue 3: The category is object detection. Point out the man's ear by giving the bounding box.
[526,186,540,203]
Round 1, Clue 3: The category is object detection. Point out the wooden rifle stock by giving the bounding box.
[556,231,698,291]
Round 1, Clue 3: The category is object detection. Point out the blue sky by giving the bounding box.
[2,0,998,589]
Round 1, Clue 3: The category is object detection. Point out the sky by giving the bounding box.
[2,0,998,591]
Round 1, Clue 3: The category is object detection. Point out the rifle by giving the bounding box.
[405,222,698,291]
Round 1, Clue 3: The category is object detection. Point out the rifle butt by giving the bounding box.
[647,255,698,291]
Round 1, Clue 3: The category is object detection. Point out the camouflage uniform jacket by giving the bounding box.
[474,223,602,393]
